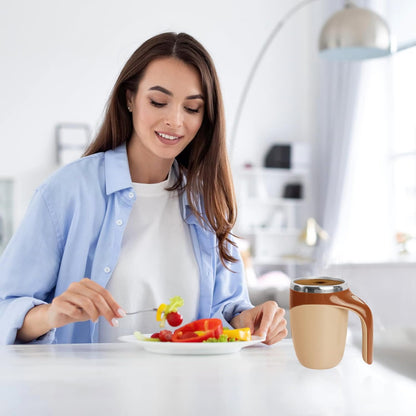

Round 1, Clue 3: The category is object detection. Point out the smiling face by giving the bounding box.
[126,57,204,182]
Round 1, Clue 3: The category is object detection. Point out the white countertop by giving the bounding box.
[1,338,415,416]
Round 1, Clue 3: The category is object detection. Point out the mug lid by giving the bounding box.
[290,277,348,293]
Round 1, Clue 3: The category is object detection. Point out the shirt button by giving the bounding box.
[128,192,134,199]
[104,266,111,273]
[116,219,123,226]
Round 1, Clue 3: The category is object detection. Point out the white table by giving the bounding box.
[1,338,415,416]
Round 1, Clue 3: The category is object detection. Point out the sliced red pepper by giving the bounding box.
[171,318,223,343]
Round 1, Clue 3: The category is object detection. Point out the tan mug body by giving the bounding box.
[290,277,373,369]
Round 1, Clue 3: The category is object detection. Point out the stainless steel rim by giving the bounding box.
[290,277,348,293]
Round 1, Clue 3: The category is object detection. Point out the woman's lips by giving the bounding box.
[155,131,182,144]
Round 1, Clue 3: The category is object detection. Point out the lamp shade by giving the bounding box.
[319,3,392,60]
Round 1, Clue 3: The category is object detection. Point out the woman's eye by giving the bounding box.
[185,107,200,114]
[150,99,166,108]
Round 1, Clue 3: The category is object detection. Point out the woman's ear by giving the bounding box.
[126,90,133,110]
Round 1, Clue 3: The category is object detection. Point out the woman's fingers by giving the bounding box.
[56,291,101,323]
[231,301,288,345]
[254,301,284,338]
[67,280,121,324]
[77,278,125,318]
[51,295,90,322]
[263,315,288,345]
[48,278,125,328]
[264,307,287,344]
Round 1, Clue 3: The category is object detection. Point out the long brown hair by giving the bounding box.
[84,32,237,265]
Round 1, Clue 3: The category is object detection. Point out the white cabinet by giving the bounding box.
[234,166,312,276]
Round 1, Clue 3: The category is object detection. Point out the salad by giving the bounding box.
[156,296,184,328]
[134,296,251,343]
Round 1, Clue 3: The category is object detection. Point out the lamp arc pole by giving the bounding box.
[228,0,319,157]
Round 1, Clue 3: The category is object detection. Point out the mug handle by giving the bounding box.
[329,289,373,364]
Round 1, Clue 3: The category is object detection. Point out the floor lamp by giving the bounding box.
[229,0,416,155]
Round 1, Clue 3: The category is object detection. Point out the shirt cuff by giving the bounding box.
[212,300,253,327]
[0,297,56,345]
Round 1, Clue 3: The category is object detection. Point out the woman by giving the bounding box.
[0,32,287,345]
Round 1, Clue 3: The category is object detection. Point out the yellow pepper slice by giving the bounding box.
[223,328,251,341]
[156,303,167,322]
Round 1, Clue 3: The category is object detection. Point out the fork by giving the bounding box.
[125,308,157,316]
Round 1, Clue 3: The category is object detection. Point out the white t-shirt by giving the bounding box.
[99,171,199,342]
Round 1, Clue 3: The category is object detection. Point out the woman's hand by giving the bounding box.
[230,301,287,345]
[17,278,125,343]
[47,278,125,329]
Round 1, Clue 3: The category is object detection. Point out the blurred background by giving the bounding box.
[1,0,415,336]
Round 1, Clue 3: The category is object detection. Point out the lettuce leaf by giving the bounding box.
[203,334,236,343]
[134,331,160,342]
[164,296,184,315]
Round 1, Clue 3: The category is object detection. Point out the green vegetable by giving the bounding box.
[134,331,160,342]
[164,296,184,315]
[203,334,237,343]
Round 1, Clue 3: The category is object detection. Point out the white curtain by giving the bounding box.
[329,57,395,264]
[312,0,366,270]
[313,59,362,269]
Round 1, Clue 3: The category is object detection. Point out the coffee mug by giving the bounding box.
[290,277,373,369]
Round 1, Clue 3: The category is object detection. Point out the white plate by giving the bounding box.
[118,334,265,355]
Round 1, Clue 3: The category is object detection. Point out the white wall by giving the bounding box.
[0,0,321,178]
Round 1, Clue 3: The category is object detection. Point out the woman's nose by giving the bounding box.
[165,106,183,128]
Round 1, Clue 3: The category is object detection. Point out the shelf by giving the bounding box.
[255,227,300,235]
[237,226,301,235]
[242,197,303,206]
[253,255,313,266]
[234,161,311,269]
[236,166,308,177]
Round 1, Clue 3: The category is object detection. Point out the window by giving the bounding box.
[329,47,416,264]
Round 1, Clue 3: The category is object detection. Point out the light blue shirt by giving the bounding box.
[0,144,252,344]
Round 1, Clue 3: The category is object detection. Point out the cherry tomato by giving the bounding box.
[150,332,160,339]
[158,329,173,342]
[166,311,183,327]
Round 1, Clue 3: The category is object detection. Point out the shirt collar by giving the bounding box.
[104,143,203,223]
[104,144,133,195]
